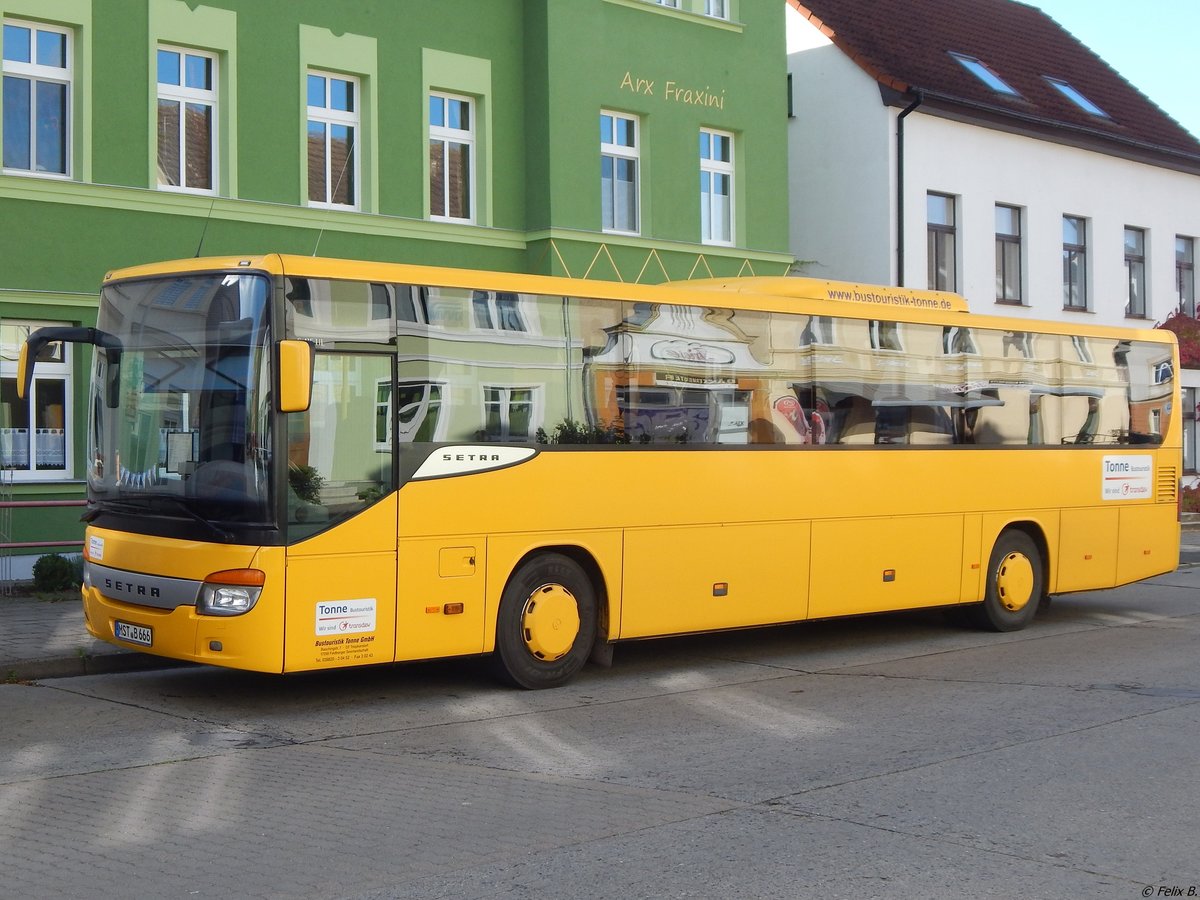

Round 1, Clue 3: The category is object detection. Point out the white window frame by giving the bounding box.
[927,192,957,292]
[1071,335,1093,364]
[995,204,1023,304]
[1,319,72,481]
[705,0,730,20]
[601,110,640,235]
[1003,331,1034,359]
[869,320,903,352]
[1125,226,1148,318]
[394,381,447,443]
[306,69,360,210]
[800,315,835,346]
[428,90,475,223]
[156,44,218,195]
[700,128,734,246]
[942,326,978,355]
[1063,215,1088,310]
[2,18,72,178]
[1178,235,1196,318]
[482,385,542,442]
[471,290,534,334]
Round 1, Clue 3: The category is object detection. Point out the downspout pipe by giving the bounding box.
[895,90,924,287]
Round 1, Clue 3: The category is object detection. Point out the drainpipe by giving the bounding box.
[895,90,924,287]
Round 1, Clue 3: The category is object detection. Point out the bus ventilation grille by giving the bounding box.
[1158,467,1178,502]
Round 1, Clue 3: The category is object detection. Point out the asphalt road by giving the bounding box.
[3,568,1199,900]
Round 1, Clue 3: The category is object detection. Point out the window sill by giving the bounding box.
[431,214,476,226]
[2,168,72,181]
[994,299,1025,307]
[158,183,219,198]
[1062,306,1092,313]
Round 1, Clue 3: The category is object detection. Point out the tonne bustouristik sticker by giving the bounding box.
[314,599,377,662]
[1102,455,1153,501]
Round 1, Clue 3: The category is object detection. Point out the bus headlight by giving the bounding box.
[198,569,265,616]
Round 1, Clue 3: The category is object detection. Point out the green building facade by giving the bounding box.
[0,0,791,575]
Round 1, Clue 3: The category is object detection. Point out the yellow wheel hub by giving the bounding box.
[521,584,580,661]
[995,552,1034,612]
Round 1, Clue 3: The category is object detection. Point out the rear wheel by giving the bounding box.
[969,530,1044,632]
[493,553,597,689]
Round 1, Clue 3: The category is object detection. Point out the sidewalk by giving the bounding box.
[1,592,182,682]
[4,527,1200,683]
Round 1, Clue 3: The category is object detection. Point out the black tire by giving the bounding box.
[968,529,1044,632]
[492,552,597,689]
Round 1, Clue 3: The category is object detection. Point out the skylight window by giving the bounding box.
[949,52,1020,96]
[1044,77,1109,118]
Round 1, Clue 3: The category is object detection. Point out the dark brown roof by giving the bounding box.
[790,0,1200,170]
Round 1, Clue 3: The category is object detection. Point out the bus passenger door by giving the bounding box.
[282,352,398,672]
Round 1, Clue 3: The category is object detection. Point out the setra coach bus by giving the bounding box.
[19,254,1181,688]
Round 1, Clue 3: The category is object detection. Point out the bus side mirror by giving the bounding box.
[19,326,123,408]
[16,342,32,401]
[278,340,314,413]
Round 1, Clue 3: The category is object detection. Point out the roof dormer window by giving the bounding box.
[1044,77,1109,118]
[949,52,1020,96]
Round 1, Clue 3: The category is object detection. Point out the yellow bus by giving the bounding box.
[20,254,1181,688]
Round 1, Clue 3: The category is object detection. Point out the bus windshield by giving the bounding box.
[88,273,273,528]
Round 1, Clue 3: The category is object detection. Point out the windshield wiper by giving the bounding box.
[87,496,232,542]
[150,495,234,542]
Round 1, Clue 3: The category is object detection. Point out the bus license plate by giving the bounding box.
[114,621,153,647]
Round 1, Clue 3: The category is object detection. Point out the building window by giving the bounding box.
[1003,331,1034,359]
[949,52,1020,96]
[472,290,528,332]
[306,70,358,208]
[1125,227,1147,318]
[1045,77,1108,118]
[429,91,474,222]
[1071,335,1092,364]
[1178,236,1195,318]
[601,111,639,234]
[869,320,902,352]
[942,326,977,355]
[700,129,733,245]
[0,320,71,480]
[652,0,680,6]
[2,20,71,176]
[156,46,216,193]
[1063,215,1088,310]
[800,316,834,346]
[482,386,539,442]
[1184,387,1196,473]
[927,193,956,291]
[995,205,1022,304]
[706,0,730,19]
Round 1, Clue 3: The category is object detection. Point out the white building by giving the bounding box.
[785,0,1200,472]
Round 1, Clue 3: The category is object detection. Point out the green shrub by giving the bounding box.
[32,553,82,593]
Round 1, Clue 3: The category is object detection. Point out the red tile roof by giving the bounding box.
[789,0,1200,169]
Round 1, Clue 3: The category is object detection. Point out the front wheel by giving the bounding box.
[968,530,1044,632]
[492,553,597,689]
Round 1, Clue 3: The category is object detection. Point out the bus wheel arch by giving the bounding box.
[491,548,601,689]
[970,525,1047,632]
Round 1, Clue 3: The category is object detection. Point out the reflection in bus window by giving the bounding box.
[288,352,392,540]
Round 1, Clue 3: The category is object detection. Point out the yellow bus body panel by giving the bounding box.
[81,526,286,672]
[283,496,397,672]
[393,445,1179,647]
